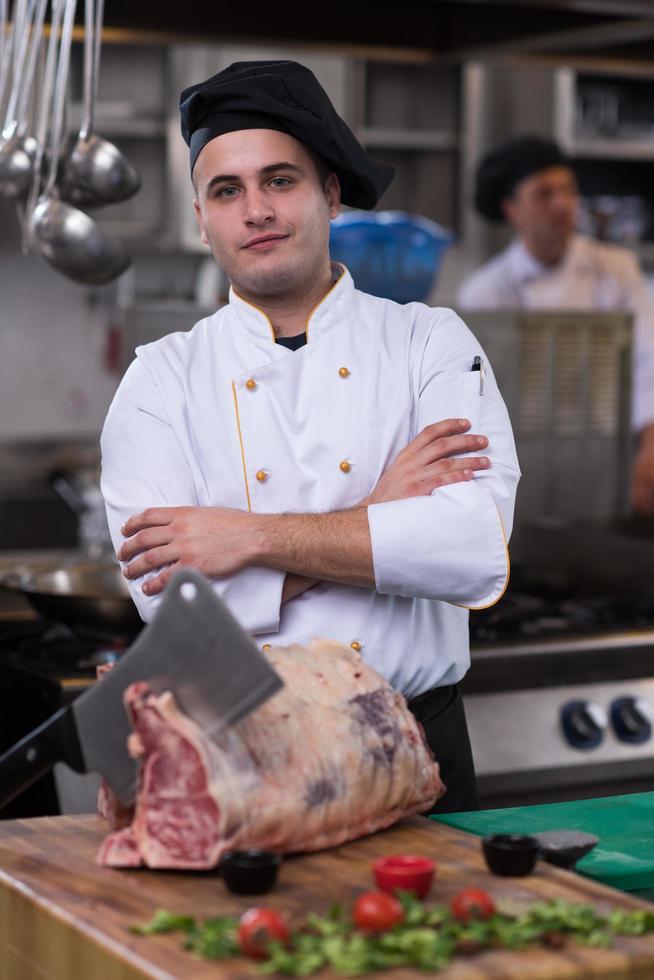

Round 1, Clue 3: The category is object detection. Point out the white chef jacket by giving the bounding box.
[458,234,654,433]
[101,267,520,699]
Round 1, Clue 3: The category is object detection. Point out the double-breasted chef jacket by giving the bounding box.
[101,267,520,700]
[458,234,654,434]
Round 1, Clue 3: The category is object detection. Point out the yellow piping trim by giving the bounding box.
[231,263,346,344]
[231,289,276,342]
[305,263,346,343]
[457,506,511,611]
[231,381,252,513]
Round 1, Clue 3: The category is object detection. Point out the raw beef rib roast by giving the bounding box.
[97,638,445,868]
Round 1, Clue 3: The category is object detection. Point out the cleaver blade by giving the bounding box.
[0,568,283,808]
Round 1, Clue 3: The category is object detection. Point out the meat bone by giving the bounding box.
[0,568,284,807]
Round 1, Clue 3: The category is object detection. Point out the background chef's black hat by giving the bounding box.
[179,60,395,210]
[474,135,571,222]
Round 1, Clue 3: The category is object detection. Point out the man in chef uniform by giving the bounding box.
[101,61,520,814]
[458,134,654,516]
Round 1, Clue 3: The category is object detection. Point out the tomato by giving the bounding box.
[353,891,405,932]
[237,907,290,959]
[450,888,496,924]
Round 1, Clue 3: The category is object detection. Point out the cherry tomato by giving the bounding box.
[353,891,405,932]
[450,888,496,924]
[237,907,290,959]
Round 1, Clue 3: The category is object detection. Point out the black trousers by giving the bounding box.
[407,683,479,816]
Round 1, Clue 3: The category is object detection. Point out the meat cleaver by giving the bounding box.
[0,568,283,808]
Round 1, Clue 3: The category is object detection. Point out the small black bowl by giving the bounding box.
[482,834,540,876]
[533,830,599,869]
[220,849,282,895]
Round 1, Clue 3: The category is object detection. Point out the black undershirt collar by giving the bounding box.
[276,332,307,351]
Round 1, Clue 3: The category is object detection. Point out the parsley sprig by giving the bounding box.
[132,892,654,975]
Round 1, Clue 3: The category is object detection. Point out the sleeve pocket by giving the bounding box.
[459,371,484,435]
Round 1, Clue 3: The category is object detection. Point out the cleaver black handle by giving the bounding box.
[0,705,85,809]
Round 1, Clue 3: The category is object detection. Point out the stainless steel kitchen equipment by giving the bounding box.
[50,466,114,557]
[0,567,284,809]
[460,310,654,808]
[0,0,10,113]
[28,0,131,284]
[0,0,47,200]
[464,528,654,808]
[463,310,633,535]
[0,561,143,640]
[0,603,105,819]
[0,549,133,818]
[60,0,141,207]
[21,0,64,248]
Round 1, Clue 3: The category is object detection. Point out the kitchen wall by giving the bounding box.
[0,206,203,549]
[0,256,117,444]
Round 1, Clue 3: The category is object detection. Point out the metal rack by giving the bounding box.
[463,309,633,531]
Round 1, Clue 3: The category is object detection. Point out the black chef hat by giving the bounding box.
[179,60,395,210]
[474,135,571,222]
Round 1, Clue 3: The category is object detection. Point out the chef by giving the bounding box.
[101,60,520,814]
[458,133,654,516]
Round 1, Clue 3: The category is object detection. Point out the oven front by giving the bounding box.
[462,628,654,809]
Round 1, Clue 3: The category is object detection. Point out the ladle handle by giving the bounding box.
[79,0,92,138]
[14,0,48,137]
[0,0,8,109]
[1,0,31,136]
[78,0,103,139]
[24,0,63,230]
[44,0,76,196]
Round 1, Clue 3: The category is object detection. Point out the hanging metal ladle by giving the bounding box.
[60,0,140,207]
[0,0,17,118]
[0,0,27,118]
[28,0,131,285]
[21,0,64,250]
[0,0,45,200]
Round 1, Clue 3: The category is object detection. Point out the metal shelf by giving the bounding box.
[356,127,458,150]
[570,138,654,161]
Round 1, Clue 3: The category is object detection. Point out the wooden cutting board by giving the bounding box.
[1,813,654,979]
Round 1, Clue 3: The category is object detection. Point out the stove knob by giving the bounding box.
[610,696,652,744]
[560,700,607,749]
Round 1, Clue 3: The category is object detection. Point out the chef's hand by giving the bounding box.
[362,418,489,506]
[118,506,260,595]
[631,425,654,516]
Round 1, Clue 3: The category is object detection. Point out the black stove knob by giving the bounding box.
[560,700,607,749]
[610,696,652,744]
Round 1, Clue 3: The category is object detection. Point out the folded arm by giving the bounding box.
[119,413,504,606]
[115,313,519,610]
[100,358,285,629]
[363,314,520,607]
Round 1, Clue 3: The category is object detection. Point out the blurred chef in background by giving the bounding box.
[458,134,654,516]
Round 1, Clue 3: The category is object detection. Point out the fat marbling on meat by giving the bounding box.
[96,638,445,869]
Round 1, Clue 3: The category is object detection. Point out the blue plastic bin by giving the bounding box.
[329,210,454,304]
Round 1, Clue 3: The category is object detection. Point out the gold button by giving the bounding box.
[262,643,271,652]
[339,460,351,473]
[245,378,257,391]
[338,367,350,378]
[350,640,362,652]
[255,469,269,483]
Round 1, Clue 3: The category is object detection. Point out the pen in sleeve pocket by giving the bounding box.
[471,355,485,395]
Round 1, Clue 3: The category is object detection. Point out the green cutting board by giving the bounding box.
[433,791,654,893]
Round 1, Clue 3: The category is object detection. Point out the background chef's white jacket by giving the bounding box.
[458,234,654,433]
[101,268,520,699]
